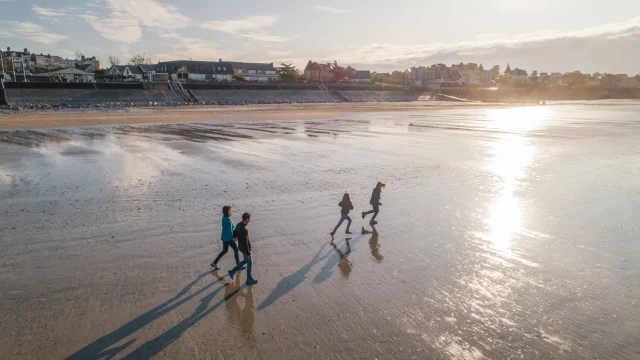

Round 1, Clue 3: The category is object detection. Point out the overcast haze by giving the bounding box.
[0,0,639,74]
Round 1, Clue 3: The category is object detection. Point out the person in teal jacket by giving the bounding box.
[211,205,243,270]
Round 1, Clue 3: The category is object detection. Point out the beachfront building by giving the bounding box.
[76,63,96,73]
[450,63,486,85]
[59,59,78,68]
[408,65,463,89]
[156,60,234,82]
[32,68,95,83]
[304,61,334,82]
[106,65,135,79]
[2,47,30,71]
[501,63,529,84]
[32,53,63,69]
[77,55,100,70]
[223,60,278,82]
[351,70,372,83]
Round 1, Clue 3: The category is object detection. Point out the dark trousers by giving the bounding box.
[363,203,380,220]
[213,240,240,265]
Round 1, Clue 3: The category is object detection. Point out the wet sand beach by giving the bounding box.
[1,101,507,130]
[1,103,639,359]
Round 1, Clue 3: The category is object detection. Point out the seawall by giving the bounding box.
[2,82,432,108]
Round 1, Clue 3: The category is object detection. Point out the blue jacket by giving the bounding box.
[221,216,235,241]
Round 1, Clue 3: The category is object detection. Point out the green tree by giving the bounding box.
[276,63,299,82]
[489,65,501,79]
[564,70,586,87]
[345,66,357,79]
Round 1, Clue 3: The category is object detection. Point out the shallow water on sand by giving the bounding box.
[1,104,639,359]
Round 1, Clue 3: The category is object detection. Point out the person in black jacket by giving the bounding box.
[330,193,354,239]
[362,182,386,225]
[228,213,257,285]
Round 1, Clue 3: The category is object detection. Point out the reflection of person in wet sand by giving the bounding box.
[331,240,353,279]
[362,182,386,225]
[330,192,354,240]
[362,225,383,262]
[224,275,256,343]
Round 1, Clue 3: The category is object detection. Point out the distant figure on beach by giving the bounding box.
[211,205,244,271]
[362,182,386,225]
[228,212,257,285]
[330,193,354,239]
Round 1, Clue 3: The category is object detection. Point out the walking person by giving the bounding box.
[229,212,258,285]
[362,182,386,225]
[330,193,354,240]
[211,205,244,271]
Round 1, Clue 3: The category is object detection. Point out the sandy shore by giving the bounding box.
[1,104,639,359]
[0,101,508,130]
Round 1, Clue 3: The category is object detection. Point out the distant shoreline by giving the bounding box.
[1,100,639,130]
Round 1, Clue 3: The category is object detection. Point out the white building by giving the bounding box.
[225,60,278,82]
[156,61,234,82]
[33,68,95,82]
[351,70,372,83]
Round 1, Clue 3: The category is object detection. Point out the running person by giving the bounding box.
[330,193,354,239]
[362,182,386,225]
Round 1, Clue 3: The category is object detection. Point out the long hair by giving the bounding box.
[342,193,351,202]
[222,205,232,217]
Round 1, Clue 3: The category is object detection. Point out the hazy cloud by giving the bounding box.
[0,21,67,44]
[314,6,350,14]
[200,15,287,42]
[154,32,234,62]
[32,5,72,17]
[77,0,188,43]
[329,16,640,74]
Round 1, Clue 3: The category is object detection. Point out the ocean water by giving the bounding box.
[0,104,639,359]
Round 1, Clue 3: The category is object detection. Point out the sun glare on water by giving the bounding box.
[489,106,549,133]
[482,106,547,252]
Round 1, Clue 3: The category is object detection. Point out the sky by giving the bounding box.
[0,0,639,74]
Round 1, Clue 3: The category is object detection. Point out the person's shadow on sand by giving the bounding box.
[314,235,362,283]
[120,275,246,360]
[65,271,243,360]
[362,225,384,262]
[257,244,330,311]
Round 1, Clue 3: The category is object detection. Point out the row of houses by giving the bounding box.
[105,59,278,83]
[302,62,373,83]
[407,62,625,89]
[1,47,100,71]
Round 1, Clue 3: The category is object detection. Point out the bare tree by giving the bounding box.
[128,54,150,66]
[108,56,121,66]
[75,50,84,60]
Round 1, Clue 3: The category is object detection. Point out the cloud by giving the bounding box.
[200,15,287,42]
[314,6,350,14]
[202,15,277,33]
[0,21,67,44]
[37,1,287,45]
[487,0,552,12]
[76,0,188,43]
[32,5,71,17]
[327,16,640,74]
[153,32,234,62]
[268,50,292,56]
